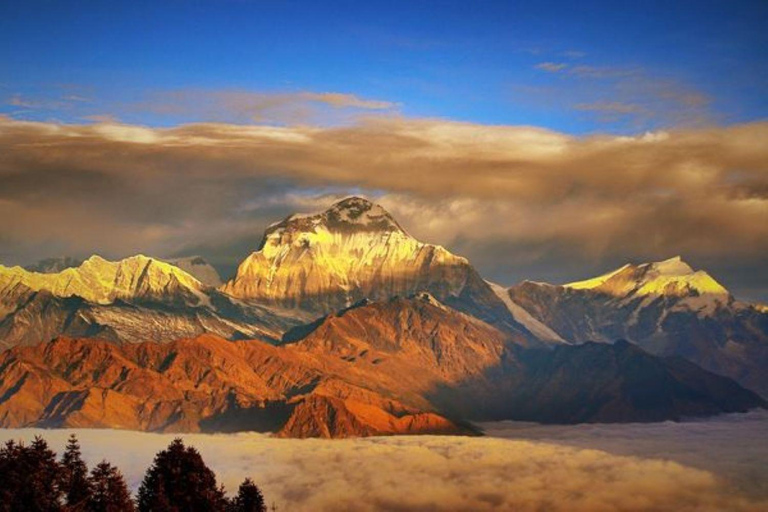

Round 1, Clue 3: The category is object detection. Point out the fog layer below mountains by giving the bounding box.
[482,409,768,500]
[2,412,766,511]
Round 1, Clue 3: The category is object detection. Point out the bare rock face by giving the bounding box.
[288,294,518,381]
[0,327,470,437]
[0,296,763,437]
[0,296,498,437]
[221,197,532,338]
[277,394,458,439]
[507,257,768,397]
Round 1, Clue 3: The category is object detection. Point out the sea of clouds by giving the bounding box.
[482,409,768,500]
[2,411,767,511]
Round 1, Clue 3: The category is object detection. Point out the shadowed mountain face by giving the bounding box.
[507,257,768,397]
[487,341,765,423]
[0,296,762,437]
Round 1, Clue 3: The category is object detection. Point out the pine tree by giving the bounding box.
[137,438,227,512]
[0,437,63,511]
[228,478,267,512]
[88,461,135,512]
[60,434,92,510]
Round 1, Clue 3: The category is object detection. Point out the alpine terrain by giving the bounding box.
[0,197,765,437]
[506,257,768,397]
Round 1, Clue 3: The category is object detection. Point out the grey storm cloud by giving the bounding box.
[2,417,767,512]
[0,115,766,298]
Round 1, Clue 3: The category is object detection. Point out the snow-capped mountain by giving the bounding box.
[222,196,537,342]
[1,254,206,305]
[0,255,304,349]
[0,199,538,349]
[506,257,768,397]
[564,256,731,315]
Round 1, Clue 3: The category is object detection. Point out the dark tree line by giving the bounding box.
[0,434,267,512]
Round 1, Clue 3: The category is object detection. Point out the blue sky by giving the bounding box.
[2,0,766,133]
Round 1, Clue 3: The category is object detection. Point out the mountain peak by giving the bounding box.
[272,196,404,237]
[220,196,542,333]
[564,256,729,301]
[649,256,694,275]
[330,195,376,212]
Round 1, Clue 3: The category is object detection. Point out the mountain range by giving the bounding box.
[506,256,768,397]
[0,197,765,437]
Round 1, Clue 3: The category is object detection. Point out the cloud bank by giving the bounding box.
[482,409,768,500]
[1,115,766,298]
[2,426,766,512]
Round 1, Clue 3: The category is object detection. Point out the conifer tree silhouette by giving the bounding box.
[60,434,93,510]
[88,460,135,512]
[137,438,227,512]
[228,478,267,512]
[0,437,63,511]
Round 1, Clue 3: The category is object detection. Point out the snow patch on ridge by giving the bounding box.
[487,281,566,344]
[563,256,731,318]
[564,264,631,291]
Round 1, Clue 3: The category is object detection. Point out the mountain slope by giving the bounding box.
[0,296,762,436]
[487,281,566,343]
[498,340,765,423]
[221,197,537,341]
[0,334,463,437]
[507,257,768,397]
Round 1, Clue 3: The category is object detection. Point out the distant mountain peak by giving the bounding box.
[163,255,222,287]
[24,256,83,274]
[564,256,729,300]
[1,254,204,305]
[329,195,382,213]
